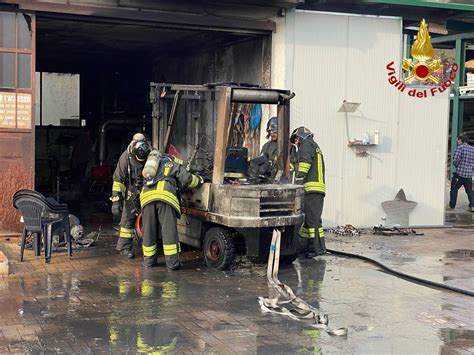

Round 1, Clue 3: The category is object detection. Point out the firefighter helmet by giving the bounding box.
[289,126,313,144]
[130,140,151,162]
[132,132,146,142]
[266,117,278,139]
[267,117,278,133]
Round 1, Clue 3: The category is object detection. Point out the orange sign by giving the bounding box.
[16,93,32,129]
[0,92,32,129]
[0,92,17,128]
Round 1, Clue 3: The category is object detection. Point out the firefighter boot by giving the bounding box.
[166,254,181,271]
[142,256,158,268]
[305,238,318,258]
[319,235,327,254]
[120,248,135,259]
[305,238,321,258]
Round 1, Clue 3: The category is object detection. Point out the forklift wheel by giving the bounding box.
[203,228,235,270]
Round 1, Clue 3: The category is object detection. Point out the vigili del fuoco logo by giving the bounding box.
[386,19,458,98]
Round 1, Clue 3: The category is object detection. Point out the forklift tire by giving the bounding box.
[203,227,235,270]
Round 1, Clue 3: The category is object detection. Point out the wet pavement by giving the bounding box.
[0,228,473,354]
[444,182,474,227]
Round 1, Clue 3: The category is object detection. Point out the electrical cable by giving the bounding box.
[326,248,474,297]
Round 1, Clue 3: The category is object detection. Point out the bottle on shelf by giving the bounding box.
[374,130,380,145]
[362,132,370,145]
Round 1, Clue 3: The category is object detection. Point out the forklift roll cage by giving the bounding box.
[150,83,293,182]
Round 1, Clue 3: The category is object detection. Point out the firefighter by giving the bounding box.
[140,150,203,270]
[260,116,296,181]
[111,133,151,259]
[290,127,326,257]
[261,116,279,171]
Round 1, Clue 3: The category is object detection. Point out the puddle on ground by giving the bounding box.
[20,317,182,354]
[1,251,473,353]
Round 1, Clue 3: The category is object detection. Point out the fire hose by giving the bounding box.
[258,229,473,337]
[258,229,348,336]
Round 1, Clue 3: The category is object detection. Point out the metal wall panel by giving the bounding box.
[287,11,349,226]
[286,10,449,226]
[396,92,450,225]
[342,15,403,226]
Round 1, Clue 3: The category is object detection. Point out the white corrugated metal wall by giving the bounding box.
[277,10,450,226]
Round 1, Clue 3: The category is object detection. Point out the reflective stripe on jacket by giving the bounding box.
[112,150,144,200]
[295,138,326,194]
[140,155,200,215]
[289,145,297,172]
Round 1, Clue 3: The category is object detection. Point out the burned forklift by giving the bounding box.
[149,83,304,269]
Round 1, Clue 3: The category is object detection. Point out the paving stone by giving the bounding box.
[0,230,473,353]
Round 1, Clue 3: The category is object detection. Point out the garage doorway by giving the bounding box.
[33,13,269,225]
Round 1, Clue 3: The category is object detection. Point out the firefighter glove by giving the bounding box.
[111,202,123,219]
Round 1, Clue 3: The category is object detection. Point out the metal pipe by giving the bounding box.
[194,101,200,153]
[163,90,181,150]
[181,207,209,219]
[150,83,160,150]
[39,72,42,126]
[231,89,280,104]
[99,119,150,165]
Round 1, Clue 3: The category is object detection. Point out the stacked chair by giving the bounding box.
[12,189,72,263]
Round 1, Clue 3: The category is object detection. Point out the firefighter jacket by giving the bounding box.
[261,141,298,177]
[111,150,145,203]
[261,140,279,177]
[295,138,326,195]
[140,154,201,216]
[261,140,278,165]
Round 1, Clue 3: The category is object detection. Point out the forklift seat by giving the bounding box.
[224,147,248,174]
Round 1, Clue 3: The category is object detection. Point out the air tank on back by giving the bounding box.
[142,149,162,180]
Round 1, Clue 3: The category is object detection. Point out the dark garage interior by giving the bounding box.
[33,13,268,224]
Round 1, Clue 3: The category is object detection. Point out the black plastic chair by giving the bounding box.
[14,189,67,212]
[13,190,72,263]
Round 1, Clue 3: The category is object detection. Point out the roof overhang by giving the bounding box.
[0,0,304,34]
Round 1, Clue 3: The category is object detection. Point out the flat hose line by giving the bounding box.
[258,230,348,336]
[326,248,474,297]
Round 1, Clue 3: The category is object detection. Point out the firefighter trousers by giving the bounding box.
[142,201,180,270]
[116,198,137,252]
[299,192,326,253]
